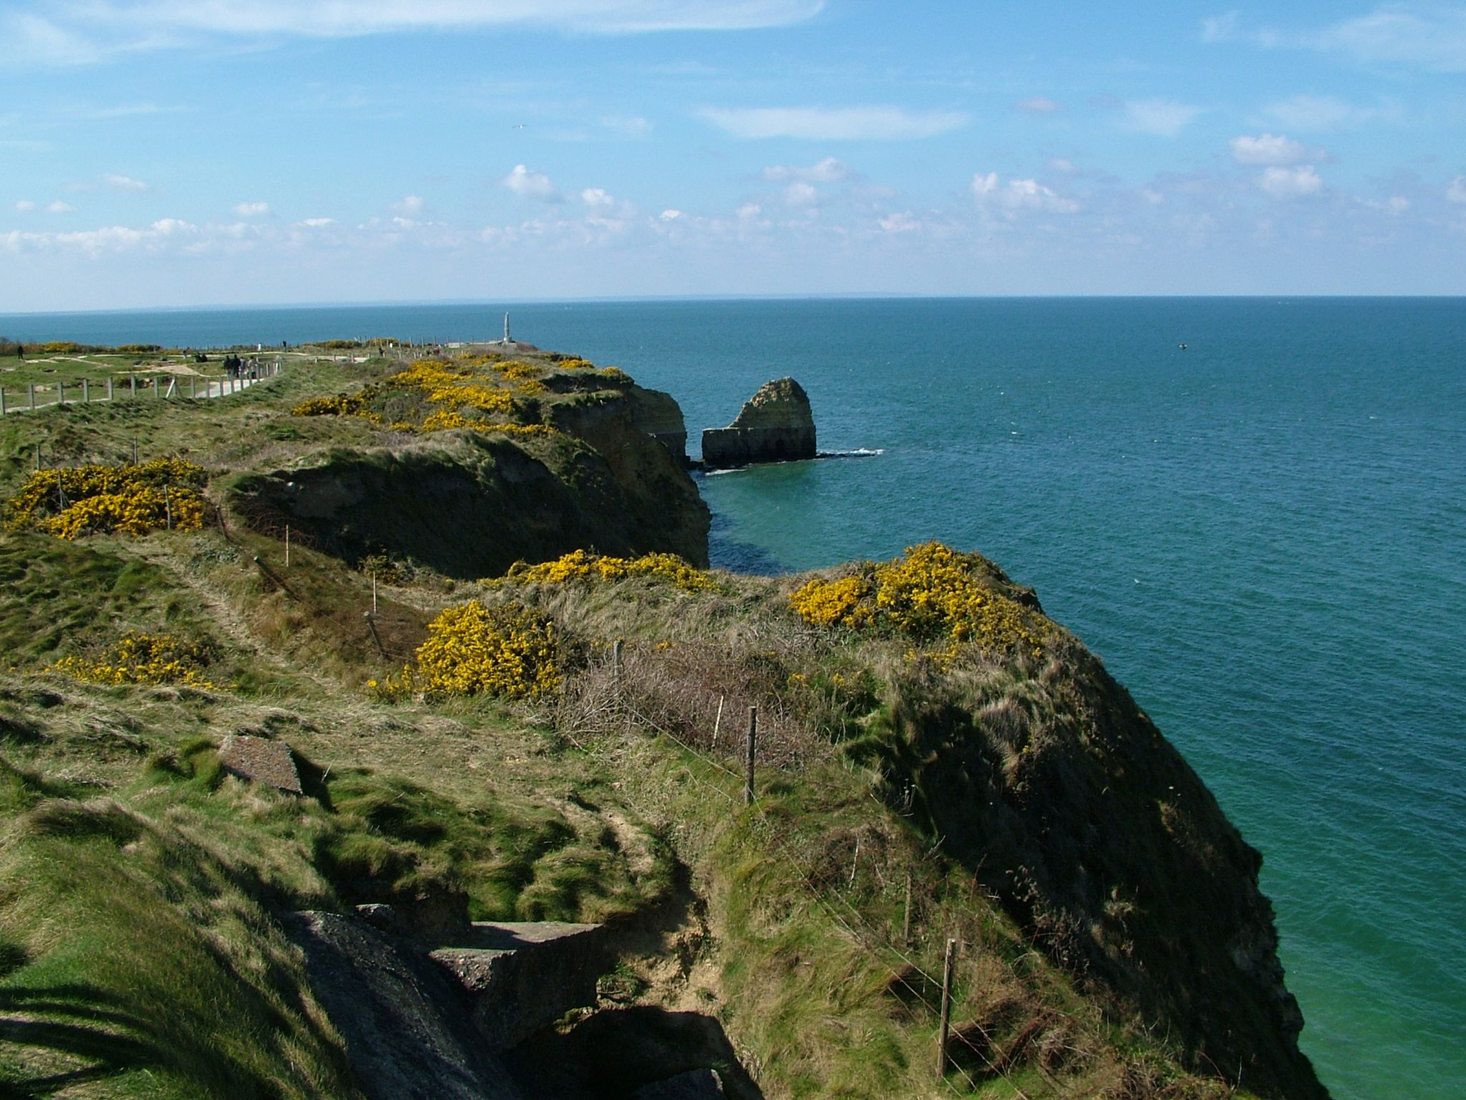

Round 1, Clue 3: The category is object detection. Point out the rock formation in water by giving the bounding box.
[701,377,816,468]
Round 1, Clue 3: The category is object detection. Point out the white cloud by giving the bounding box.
[878,211,921,233]
[1016,96,1061,114]
[1258,165,1324,199]
[783,181,819,206]
[8,217,200,255]
[1,10,109,66]
[702,106,968,141]
[599,115,651,138]
[659,209,683,221]
[1204,7,1466,73]
[1263,94,1395,132]
[1201,10,1282,48]
[15,200,37,212]
[1202,11,1240,43]
[1312,6,1466,72]
[3,1,826,64]
[762,156,849,183]
[76,101,184,120]
[971,172,1079,214]
[234,201,270,216]
[503,164,561,202]
[104,173,149,192]
[47,201,74,213]
[1448,176,1466,203]
[581,188,615,208]
[392,195,425,215]
[1120,99,1203,137]
[1230,133,1313,166]
[297,217,335,227]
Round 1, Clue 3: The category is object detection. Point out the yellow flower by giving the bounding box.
[499,550,714,593]
[370,601,561,701]
[788,543,1050,656]
[50,631,215,688]
[5,459,208,540]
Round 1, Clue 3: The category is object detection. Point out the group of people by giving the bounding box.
[222,354,261,380]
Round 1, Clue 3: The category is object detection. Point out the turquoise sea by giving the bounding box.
[4,297,1463,1099]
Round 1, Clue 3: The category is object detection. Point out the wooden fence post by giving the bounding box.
[744,705,759,805]
[29,384,36,411]
[903,869,914,947]
[82,379,89,403]
[107,377,114,402]
[0,387,6,416]
[57,382,64,407]
[936,937,957,1078]
[364,612,387,659]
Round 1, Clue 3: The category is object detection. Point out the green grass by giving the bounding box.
[0,792,360,1099]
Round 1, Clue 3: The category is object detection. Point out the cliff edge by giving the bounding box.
[225,352,710,577]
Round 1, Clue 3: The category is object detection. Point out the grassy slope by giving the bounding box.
[0,349,1248,1099]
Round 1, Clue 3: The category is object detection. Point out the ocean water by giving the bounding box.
[4,297,1463,1098]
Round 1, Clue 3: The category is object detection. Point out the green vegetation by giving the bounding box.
[0,342,1299,1098]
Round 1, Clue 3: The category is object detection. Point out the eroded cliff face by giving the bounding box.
[227,381,709,578]
[858,631,1326,1099]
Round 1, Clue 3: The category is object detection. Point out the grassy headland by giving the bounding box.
[0,343,1321,1098]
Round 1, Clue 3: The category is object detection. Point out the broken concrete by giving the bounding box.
[218,734,302,794]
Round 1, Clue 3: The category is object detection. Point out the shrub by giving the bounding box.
[502,549,715,593]
[4,458,208,540]
[789,572,876,628]
[291,394,363,417]
[298,355,566,437]
[370,600,562,700]
[790,543,1050,656]
[50,630,217,688]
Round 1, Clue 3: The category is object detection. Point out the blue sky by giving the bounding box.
[3,1,1465,309]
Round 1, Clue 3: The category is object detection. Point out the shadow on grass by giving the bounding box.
[0,980,276,1098]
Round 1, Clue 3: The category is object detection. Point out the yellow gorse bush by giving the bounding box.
[790,542,1051,655]
[501,549,715,593]
[494,360,543,382]
[50,631,216,688]
[4,458,208,540]
[293,356,564,437]
[370,601,561,701]
[788,573,875,628]
[291,394,363,417]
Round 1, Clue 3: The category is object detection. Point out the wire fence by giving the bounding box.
[551,640,1053,1098]
[0,361,284,416]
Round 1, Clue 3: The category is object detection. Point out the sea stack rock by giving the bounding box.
[701,377,816,469]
